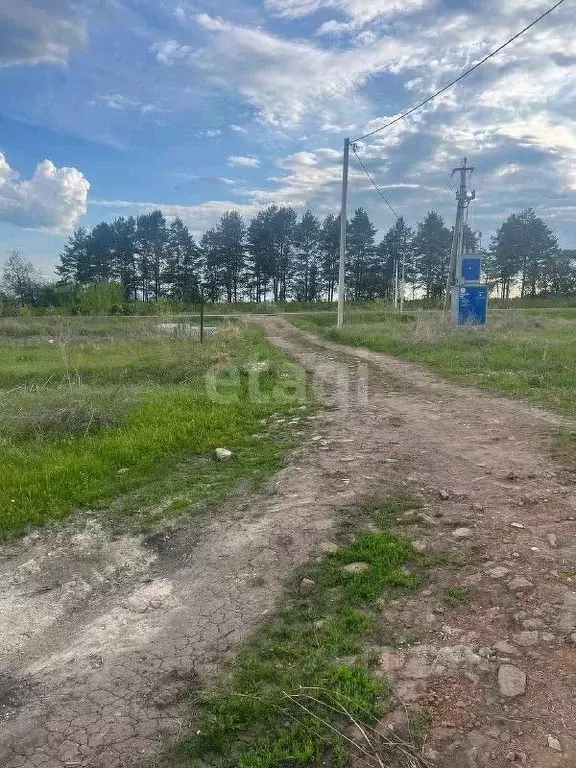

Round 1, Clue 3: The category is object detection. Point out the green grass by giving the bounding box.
[289,309,576,417]
[171,497,420,768]
[0,318,308,537]
[442,586,473,606]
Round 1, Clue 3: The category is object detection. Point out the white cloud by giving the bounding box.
[266,0,430,30]
[91,198,262,237]
[228,155,260,167]
[151,38,192,63]
[92,93,163,114]
[185,13,423,129]
[0,0,87,67]
[230,124,248,133]
[0,153,89,231]
[196,128,222,138]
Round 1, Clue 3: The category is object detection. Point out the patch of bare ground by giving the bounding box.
[0,315,575,767]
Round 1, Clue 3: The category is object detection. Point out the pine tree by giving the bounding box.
[373,217,413,299]
[347,208,376,300]
[319,214,340,302]
[87,222,116,283]
[247,207,276,302]
[165,218,202,302]
[111,217,137,300]
[540,250,576,296]
[216,211,246,302]
[413,212,452,300]
[200,229,222,303]
[518,208,558,297]
[293,210,321,302]
[273,207,297,301]
[57,228,90,284]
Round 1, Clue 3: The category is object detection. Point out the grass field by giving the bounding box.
[173,496,423,768]
[290,308,576,418]
[0,316,307,537]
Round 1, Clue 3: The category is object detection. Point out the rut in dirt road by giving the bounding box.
[0,315,575,768]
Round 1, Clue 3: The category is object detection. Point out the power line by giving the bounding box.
[353,0,568,143]
[351,144,400,220]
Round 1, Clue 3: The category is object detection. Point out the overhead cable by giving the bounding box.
[353,0,568,143]
[351,144,400,220]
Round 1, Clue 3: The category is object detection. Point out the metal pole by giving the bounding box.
[393,259,399,309]
[400,247,406,313]
[337,137,350,328]
[200,288,205,343]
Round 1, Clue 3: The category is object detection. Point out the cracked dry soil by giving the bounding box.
[1,315,576,768]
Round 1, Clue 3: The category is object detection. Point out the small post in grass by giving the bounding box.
[200,288,205,344]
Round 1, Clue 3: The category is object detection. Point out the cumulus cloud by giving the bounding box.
[0,0,87,67]
[228,155,260,167]
[0,153,89,231]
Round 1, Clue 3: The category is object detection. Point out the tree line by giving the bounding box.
[2,205,575,309]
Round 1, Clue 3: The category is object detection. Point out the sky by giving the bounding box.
[0,0,575,276]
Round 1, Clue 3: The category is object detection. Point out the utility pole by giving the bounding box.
[400,230,406,313]
[444,157,475,310]
[337,138,350,328]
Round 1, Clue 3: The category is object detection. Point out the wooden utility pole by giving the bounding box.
[337,138,350,328]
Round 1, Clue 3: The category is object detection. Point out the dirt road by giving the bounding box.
[1,316,575,768]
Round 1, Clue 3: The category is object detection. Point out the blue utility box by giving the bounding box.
[451,252,488,326]
[451,285,488,326]
[461,257,482,282]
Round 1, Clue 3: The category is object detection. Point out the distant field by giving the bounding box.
[0,316,306,537]
[289,308,576,418]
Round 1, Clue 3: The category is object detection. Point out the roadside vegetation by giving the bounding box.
[0,316,306,537]
[172,496,428,768]
[290,308,576,417]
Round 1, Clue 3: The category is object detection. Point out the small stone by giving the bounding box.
[494,641,518,656]
[439,489,450,500]
[521,618,544,630]
[472,503,485,512]
[342,562,370,574]
[498,665,526,697]
[507,577,534,592]
[318,542,339,553]
[541,633,556,642]
[567,632,576,644]
[488,567,511,579]
[547,534,558,548]
[452,527,473,540]
[299,578,316,596]
[512,631,539,647]
[215,447,233,461]
[478,646,494,658]
[547,735,562,752]
[411,540,427,553]
[510,522,525,529]
[403,655,431,679]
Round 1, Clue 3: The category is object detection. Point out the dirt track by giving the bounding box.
[1,316,575,768]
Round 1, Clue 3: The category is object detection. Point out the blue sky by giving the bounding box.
[0,0,575,275]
